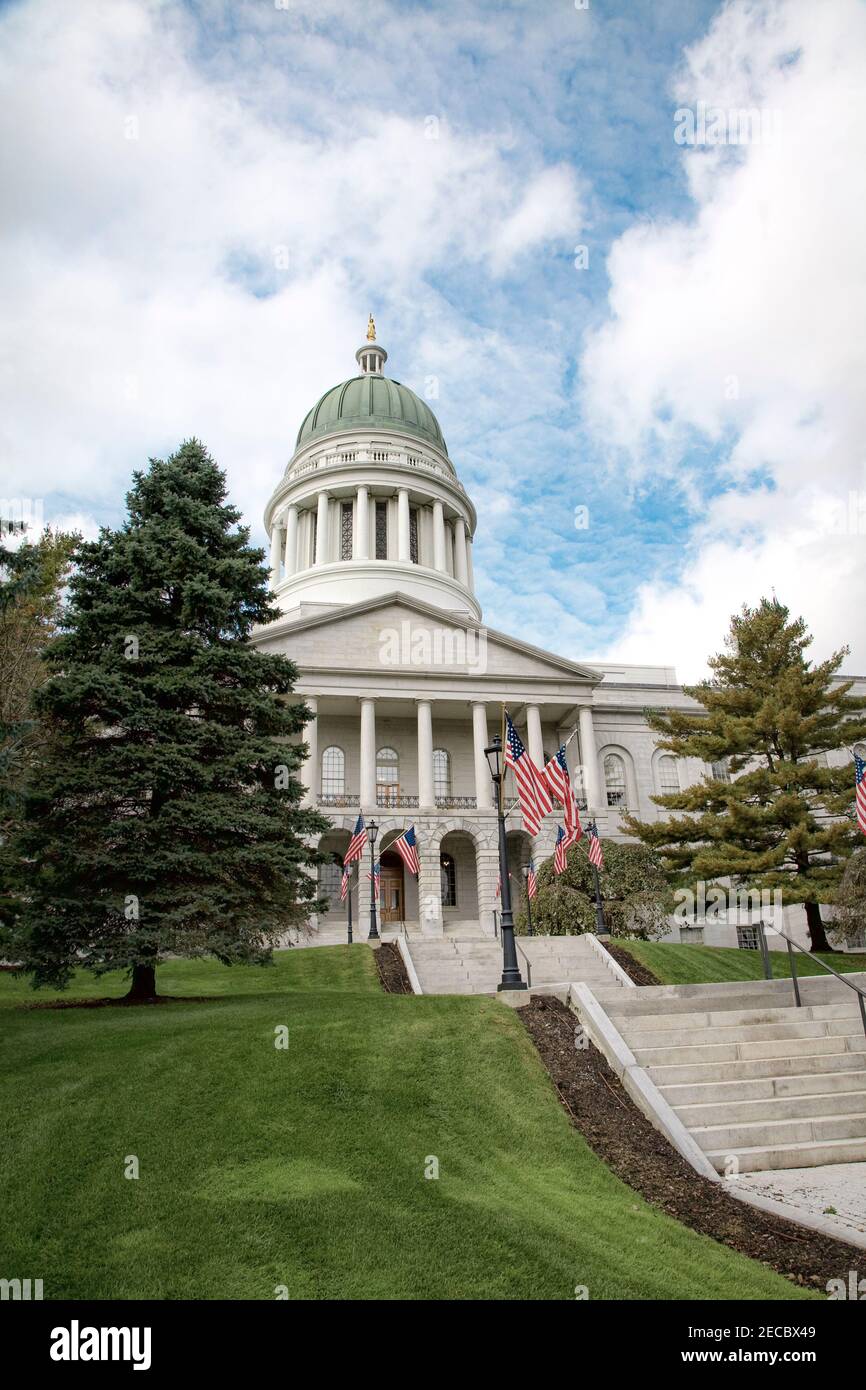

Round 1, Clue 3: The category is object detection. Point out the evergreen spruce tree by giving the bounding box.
[9,441,328,998]
[622,599,866,951]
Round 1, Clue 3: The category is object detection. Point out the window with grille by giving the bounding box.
[376,746,399,803]
[319,856,343,905]
[711,759,730,782]
[433,749,451,799]
[340,501,353,560]
[440,853,457,907]
[375,501,387,559]
[737,925,760,950]
[657,756,680,794]
[321,746,345,798]
[409,507,419,564]
[604,753,627,808]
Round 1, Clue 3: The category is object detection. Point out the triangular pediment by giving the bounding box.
[252,593,602,685]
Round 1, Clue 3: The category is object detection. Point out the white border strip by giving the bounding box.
[585,933,636,988]
[397,935,423,995]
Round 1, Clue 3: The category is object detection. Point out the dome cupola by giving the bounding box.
[264,323,479,622]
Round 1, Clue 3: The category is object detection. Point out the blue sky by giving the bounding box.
[2,0,864,677]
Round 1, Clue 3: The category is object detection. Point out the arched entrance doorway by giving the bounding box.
[378,849,405,927]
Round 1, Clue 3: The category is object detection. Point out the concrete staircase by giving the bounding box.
[592,975,866,1174]
[407,933,627,996]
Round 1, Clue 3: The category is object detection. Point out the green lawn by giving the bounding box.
[612,938,866,987]
[0,946,816,1301]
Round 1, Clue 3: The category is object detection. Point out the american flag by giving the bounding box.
[340,865,350,902]
[563,783,583,847]
[526,859,538,899]
[587,822,604,869]
[392,825,420,877]
[367,861,381,901]
[553,825,567,875]
[504,712,552,834]
[856,750,866,835]
[344,814,367,866]
[543,745,571,805]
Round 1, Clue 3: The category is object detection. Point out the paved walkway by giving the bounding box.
[736,1162,866,1245]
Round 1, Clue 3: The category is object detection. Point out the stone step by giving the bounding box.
[621,1017,860,1051]
[659,1067,866,1107]
[676,1088,866,1129]
[633,1031,866,1068]
[614,1002,862,1034]
[694,1110,866,1154]
[646,1049,866,1086]
[600,977,866,1019]
[705,1134,866,1174]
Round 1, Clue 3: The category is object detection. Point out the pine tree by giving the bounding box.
[9,442,329,998]
[622,599,866,952]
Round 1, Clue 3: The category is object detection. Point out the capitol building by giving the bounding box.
[251,324,861,946]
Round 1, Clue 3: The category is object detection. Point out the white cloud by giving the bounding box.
[0,0,582,535]
[581,0,866,678]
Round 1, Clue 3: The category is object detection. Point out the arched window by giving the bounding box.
[440,852,457,907]
[376,746,399,805]
[604,753,627,809]
[433,748,451,800]
[321,746,345,800]
[657,755,680,795]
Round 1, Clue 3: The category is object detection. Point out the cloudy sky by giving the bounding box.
[1,0,864,679]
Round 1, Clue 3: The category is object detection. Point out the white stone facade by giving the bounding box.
[251,333,866,948]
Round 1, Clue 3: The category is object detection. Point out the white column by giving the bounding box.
[579,704,602,814]
[417,699,434,810]
[284,505,298,578]
[454,516,469,586]
[466,535,474,590]
[526,704,544,770]
[360,698,376,809]
[472,701,493,809]
[315,491,330,566]
[355,486,369,560]
[432,499,446,572]
[269,516,284,591]
[397,488,411,563]
[300,696,318,808]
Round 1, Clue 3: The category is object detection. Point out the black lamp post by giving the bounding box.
[484,735,527,992]
[587,820,607,936]
[346,861,353,945]
[367,821,379,941]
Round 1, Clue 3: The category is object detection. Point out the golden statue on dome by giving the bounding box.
[366,314,376,341]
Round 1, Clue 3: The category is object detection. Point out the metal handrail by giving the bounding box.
[762,920,866,1040]
[515,939,532,988]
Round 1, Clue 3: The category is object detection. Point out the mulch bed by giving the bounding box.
[521,994,860,1290]
[23,995,217,1010]
[603,941,662,986]
[374,942,413,994]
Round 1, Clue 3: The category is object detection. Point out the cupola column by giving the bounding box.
[454,517,469,586]
[269,515,284,591]
[432,500,447,572]
[315,491,330,566]
[355,486,369,560]
[284,505,298,578]
[397,488,411,563]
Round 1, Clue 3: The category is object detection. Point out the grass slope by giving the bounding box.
[0,947,816,1301]
[613,939,866,987]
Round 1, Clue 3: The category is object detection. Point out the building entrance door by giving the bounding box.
[379,854,405,925]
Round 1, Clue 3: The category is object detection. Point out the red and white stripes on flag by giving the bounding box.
[340,865,350,902]
[527,860,538,899]
[392,825,420,877]
[587,824,604,869]
[855,750,866,836]
[504,711,551,835]
[344,814,367,866]
[367,861,381,901]
[544,744,584,848]
[553,826,567,875]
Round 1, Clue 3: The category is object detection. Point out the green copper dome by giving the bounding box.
[296,374,447,453]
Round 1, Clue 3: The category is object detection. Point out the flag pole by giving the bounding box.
[347,864,353,944]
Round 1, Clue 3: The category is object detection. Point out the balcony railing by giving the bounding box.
[376,792,419,808]
[317,792,479,811]
[319,792,359,808]
[435,796,477,809]
[286,445,467,496]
